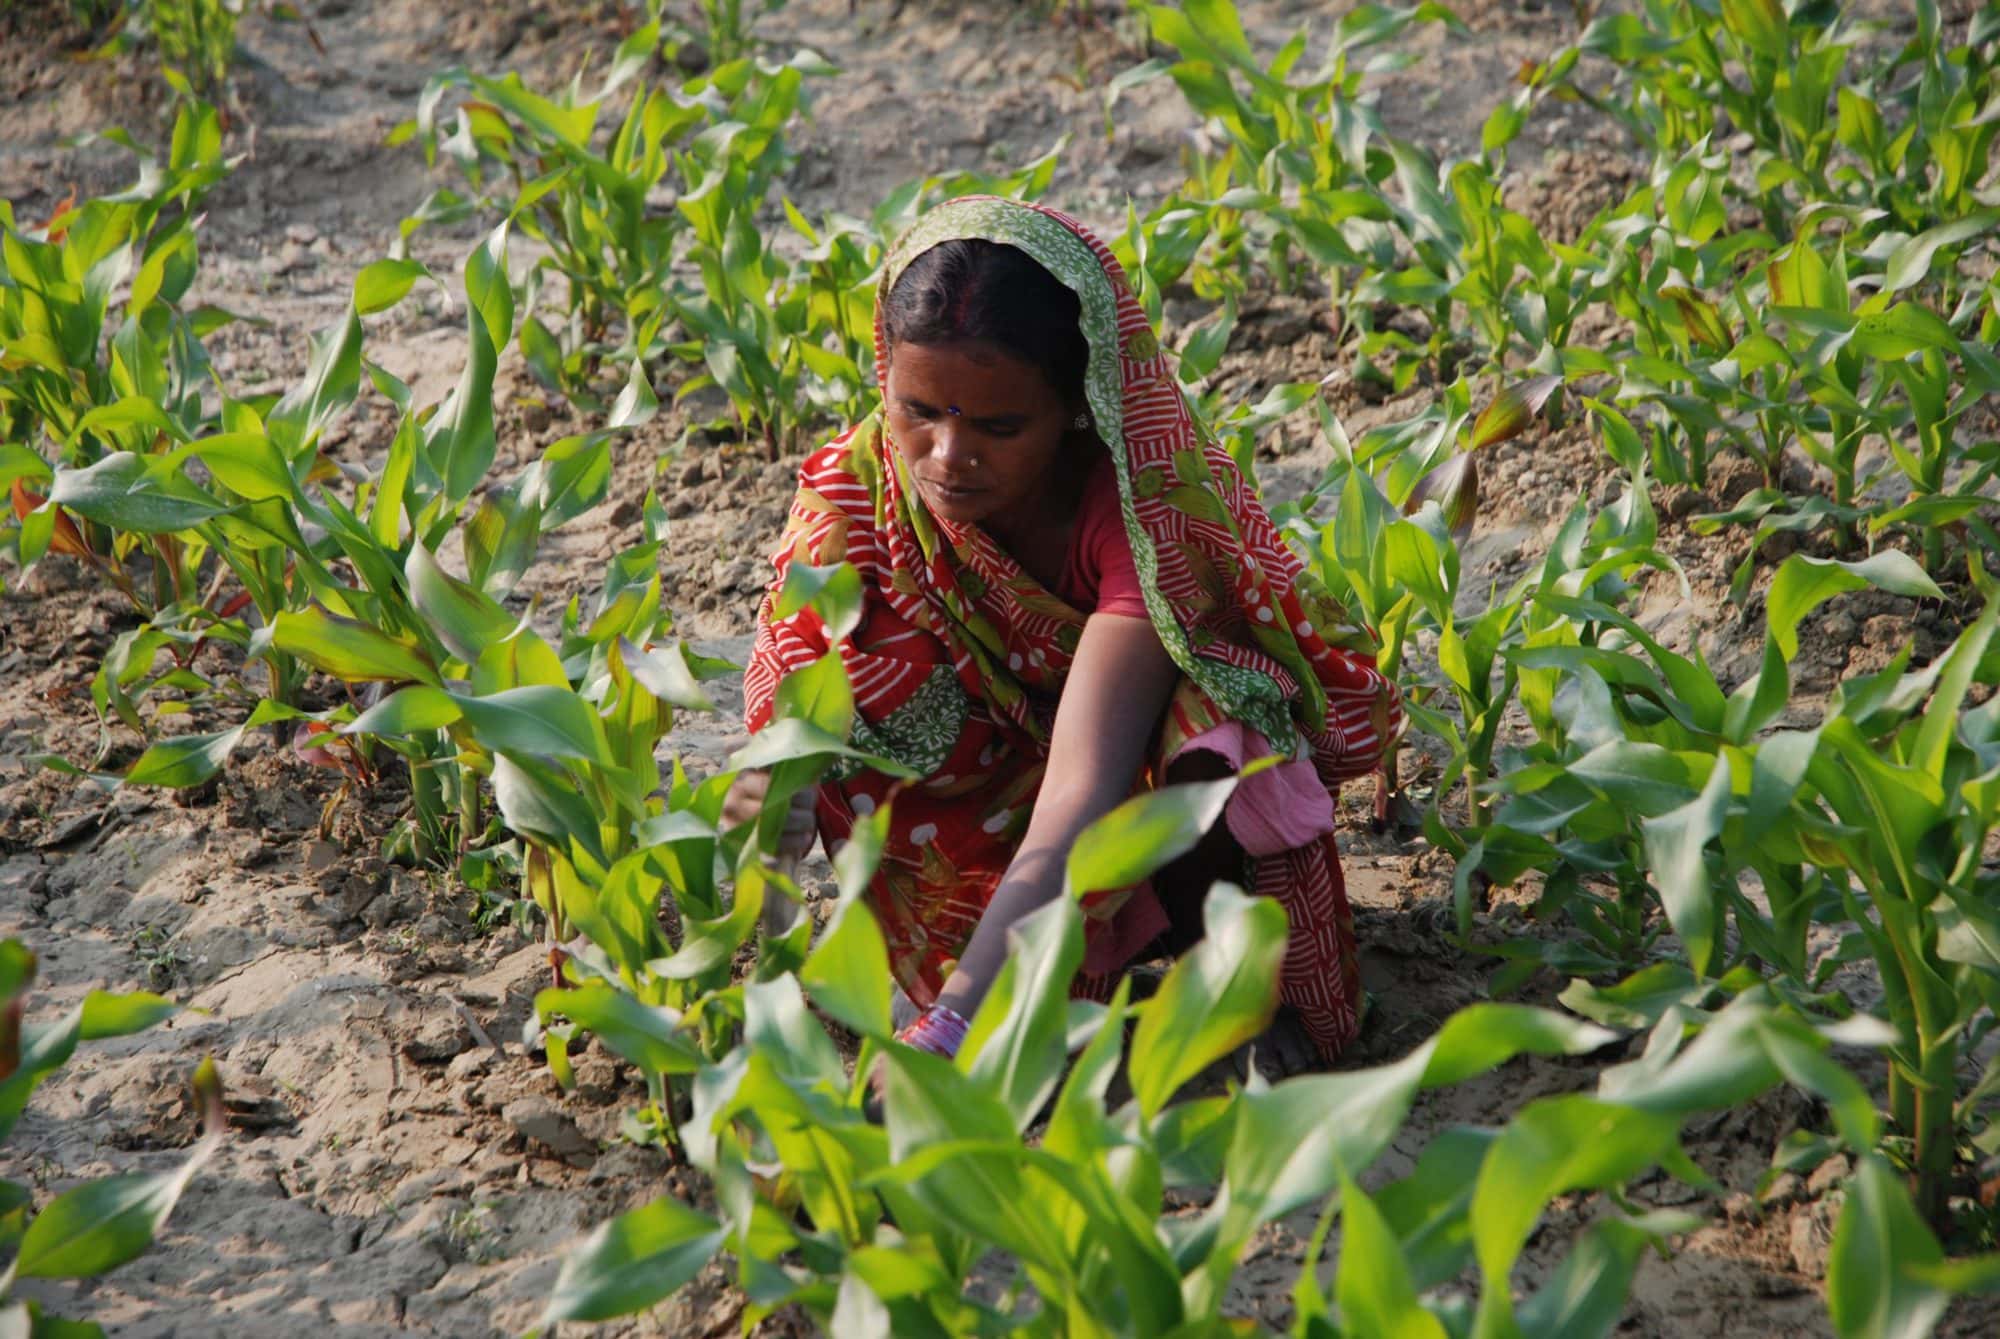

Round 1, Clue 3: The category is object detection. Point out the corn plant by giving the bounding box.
[2,100,234,599]
[1112,0,1462,303]
[1792,592,2000,1227]
[398,23,707,404]
[647,0,784,68]
[533,789,1989,1337]
[1567,1,1998,256]
[0,940,224,1333]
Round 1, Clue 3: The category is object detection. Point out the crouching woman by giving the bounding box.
[724,197,1399,1069]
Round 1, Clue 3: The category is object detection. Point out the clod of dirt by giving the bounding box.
[1788,1200,1839,1279]
[403,1003,474,1063]
[504,1095,596,1163]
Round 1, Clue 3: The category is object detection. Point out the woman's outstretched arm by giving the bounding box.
[932,611,1180,1021]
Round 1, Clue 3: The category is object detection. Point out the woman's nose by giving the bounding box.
[931,420,976,469]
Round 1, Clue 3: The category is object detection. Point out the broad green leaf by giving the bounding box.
[729,717,919,778]
[175,433,295,503]
[801,895,893,1038]
[1643,755,1733,978]
[607,361,659,430]
[123,725,248,789]
[353,258,435,315]
[272,606,439,684]
[1826,1155,1950,1339]
[1335,1172,1450,1339]
[773,651,854,742]
[1417,1004,1617,1089]
[539,1196,724,1325]
[1517,1211,1701,1339]
[1065,776,1238,896]
[492,754,606,865]
[346,684,460,738]
[1883,210,2000,294]
[620,638,720,712]
[536,982,702,1079]
[406,542,516,665]
[1766,553,1943,660]
[1128,882,1283,1119]
[772,561,864,644]
[78,990,177,1040]
[14,1136,216,1279]
[962,895,1084,1131]
[455,685,611,765]
[49,453,228,533]
[1470,1095,1682,1314]
[1719,0,1788,58]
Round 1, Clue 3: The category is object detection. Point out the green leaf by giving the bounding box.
[538,1195,724,1325]
[345,683,461,738]
[1827,1155,1950,1339]
[620,639,720,712]
[1642,755,1734,978]
[1766,553,1943,660]
[729,718,919,778]
[405,542,516,665]
[607,361,659,430]
[1470,1095,1682,1319]
[14,1139,215,1279]
[455,685,611,765]
[1883,210,2000,294]
[1335,1172,1450,1339]
[772,561,864,644]
[123,725,248,789]
[271,607,440,685]
[49,453,228,534]
[1065,776,1237,896]
[1719,0,1788,57]
[535,983,702,1079]
[800,895,893,1038]
[962,895,1085,1131]
[78,990,177,1040]
[1417,1004,1618,1089]
[175,433,295,503]
[492,754,606,866]
[1517,1211,1701,1339]
[353,258,435,315]
[1128,882,1284,1119]
[773,651,854,742]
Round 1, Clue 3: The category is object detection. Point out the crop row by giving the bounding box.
[3,2,2000,1336]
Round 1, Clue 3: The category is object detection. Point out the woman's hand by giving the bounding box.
[722,769,818,862]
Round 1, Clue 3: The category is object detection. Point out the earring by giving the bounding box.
[1072,412,1092,430]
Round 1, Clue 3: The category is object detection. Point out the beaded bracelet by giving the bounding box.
[896,1003,972,1059]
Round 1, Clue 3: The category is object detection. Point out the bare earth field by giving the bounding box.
[3,0,1997,1334]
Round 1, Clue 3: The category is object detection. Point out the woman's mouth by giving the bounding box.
[922,478,986,504]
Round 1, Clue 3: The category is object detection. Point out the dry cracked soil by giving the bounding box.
[3,0,1998,1334]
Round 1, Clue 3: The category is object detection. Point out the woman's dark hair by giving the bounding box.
[882,239,1090,408]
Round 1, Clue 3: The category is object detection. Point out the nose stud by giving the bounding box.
[946,405,963,417]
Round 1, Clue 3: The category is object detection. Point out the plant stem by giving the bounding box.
[1913,1035,1958,1228]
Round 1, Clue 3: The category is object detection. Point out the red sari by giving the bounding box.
[742,198,1399,1057]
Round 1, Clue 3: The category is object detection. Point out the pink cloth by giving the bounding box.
[1078,719,1338,974]
[1055,458,1147,619]
[1182,720,1338,857]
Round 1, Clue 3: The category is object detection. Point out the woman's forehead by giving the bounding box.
[888,340,1060,405]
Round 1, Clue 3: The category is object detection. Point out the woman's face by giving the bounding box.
[885,339,1075,537]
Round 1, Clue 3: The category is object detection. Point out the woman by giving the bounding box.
[726,197,1399,1067]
